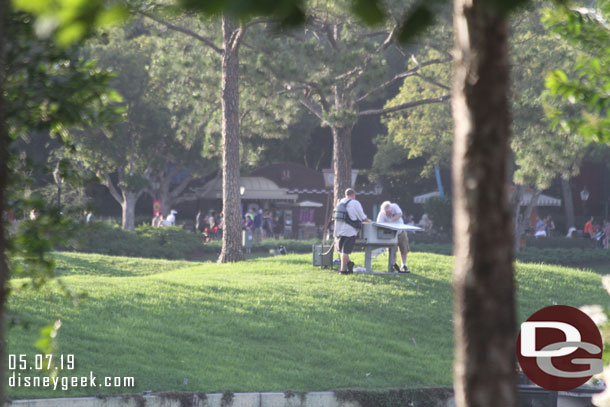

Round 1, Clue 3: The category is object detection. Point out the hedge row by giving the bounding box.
[65,223,318,259]
[64,223,610,266]
[410,243,610,266]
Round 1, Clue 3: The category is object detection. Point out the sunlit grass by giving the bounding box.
[7,251,608,398]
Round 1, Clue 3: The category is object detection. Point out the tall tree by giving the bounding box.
[136,8,300,262]
[258,2,450,204]
[451,0,517,405]
[136,8,247,262]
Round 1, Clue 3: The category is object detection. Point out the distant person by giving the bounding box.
[535,216,547,237]
[244,213,254,231]
[207,211,217,239]
[208,211,216,230]
[166,210,177,226]
[377,201,410,273]
[544,215,555,236]
[86,210,95,224]
[334,188,370,275]
[216,212,224,239]
[584,216,595,238]
[161,214,173,227]
[263,211,274,239]
[418,213,432,233]
[196,210,204,233]
[253,209,263,243]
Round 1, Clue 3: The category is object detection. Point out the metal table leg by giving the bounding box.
[364,246,372,272]
[388,246,396,273]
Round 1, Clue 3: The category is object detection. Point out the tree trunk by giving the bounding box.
[121,191,139,231]
[218,15,244,263]
[451,0,516,406]
[332,125,353,205]
[0,0,9,404]
[158,177,171,217]
[561,177,575,231]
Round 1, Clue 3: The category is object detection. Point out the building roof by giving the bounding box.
[414,190,562,207]
[251,162,326,190]
[202,176,298,201]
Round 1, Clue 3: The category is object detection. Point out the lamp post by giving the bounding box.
[581,186,590,218]
[52,165,64,211]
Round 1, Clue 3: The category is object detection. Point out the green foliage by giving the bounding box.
[517,247,610,265]
[379,43,452,177]
[5,11,121,141]
[12,0,128,46]
[413,241,610,266]
[5,8,121,287]
[8,251,607,398]
[65,223,319,259]
[423,196,452,232]
[543,0,610,143]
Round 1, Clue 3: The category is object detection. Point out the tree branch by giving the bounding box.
[98,172,123,204]
[358,95,450,117]
[228,26,245,53]
[355,57,451,104]
[323,22,338,50]
[137,10,223,55]
[377,25,397,52]
[284,83,328,119]
[356,71,417,104]
[415,73,451,91]
[170,173,193,199]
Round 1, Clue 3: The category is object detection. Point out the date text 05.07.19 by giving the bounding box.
[8,354,75,371]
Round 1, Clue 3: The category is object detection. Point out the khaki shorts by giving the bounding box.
[397,231,409,255]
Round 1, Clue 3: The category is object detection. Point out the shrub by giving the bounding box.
[423,196,452,233]
[524,236,597,249]
[64,223,318,259]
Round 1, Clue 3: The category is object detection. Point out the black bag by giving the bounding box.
[333,199,362,230]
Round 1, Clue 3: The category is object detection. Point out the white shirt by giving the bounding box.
[377,203,404,235]
[334,197,367,237]
[376,203,404,225]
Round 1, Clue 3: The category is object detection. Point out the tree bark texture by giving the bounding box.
[332,125,353,205]
[121,190,139,231]
[451,1,517,406]
[561,177,575,230]
[218,15,244,263]
[0,0,9,404]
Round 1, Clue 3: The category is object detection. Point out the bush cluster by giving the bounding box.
[65,223,318,259]
[411,242,610,266]
[524,236,597,249]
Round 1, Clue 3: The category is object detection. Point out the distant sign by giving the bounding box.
[153,200,161,216]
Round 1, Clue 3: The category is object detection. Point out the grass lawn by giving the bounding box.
[7,251,610,399]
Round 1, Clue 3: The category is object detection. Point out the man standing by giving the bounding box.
[253,209,263,243]
[377,201,410,273]
[334,188,370,274]
[585,216,595,238]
